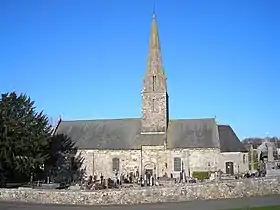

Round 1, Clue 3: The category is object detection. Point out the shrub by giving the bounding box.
[192,171,210,181]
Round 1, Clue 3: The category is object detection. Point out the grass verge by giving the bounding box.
[229,205,280,210]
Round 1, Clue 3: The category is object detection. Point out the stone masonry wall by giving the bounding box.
[79,150,94,177]
[220,152,249,174]
[0,178,280,205]
[79,148,247,179]
[141,147,221,178]
[92,150,141,178]
[141,93,167,133]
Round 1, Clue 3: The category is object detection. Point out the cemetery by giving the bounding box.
[0,144,279,206]
[1,130,280,206]
[0,10,279,207]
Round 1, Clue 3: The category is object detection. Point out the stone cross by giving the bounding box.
[267,143,274,162]
[250,144,254,170]
[182,170,186,183]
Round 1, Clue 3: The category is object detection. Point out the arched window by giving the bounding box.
[173,157,181,172]
[243,154,246,164]
[152,75,156,91]
[152,99,155,112]
[112,158,120,172]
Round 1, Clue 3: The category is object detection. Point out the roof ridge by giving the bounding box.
[170,117,215,121]
[62,118,141,122]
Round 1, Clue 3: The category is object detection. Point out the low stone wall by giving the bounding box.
[0,178,280,206]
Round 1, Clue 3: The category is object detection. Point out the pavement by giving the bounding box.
[1,195,280,210]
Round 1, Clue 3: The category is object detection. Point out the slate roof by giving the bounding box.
[167,119,218,148]
[55,118,246,152]
[56,118,142,150]
[218,125,248,152]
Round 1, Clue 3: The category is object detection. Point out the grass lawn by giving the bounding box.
[229,205,280,210]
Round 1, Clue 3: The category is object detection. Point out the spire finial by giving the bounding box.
[153,4,156,18]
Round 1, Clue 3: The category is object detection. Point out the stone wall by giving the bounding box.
[92,149,141,178]
[0,178,279,205]
[220,152,249,174]
[141,92,168,133]
[79,150,94,177]
[79,148,247,179]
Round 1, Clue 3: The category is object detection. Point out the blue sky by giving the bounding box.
[0,0,279,139]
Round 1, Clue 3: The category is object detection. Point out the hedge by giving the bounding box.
[192,171,210,181]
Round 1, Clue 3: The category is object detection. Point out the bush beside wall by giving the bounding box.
[192,171,210,181]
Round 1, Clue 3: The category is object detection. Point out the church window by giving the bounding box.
[173,157,181,172]
[112,158,120,172]
[152,75,156,91]
[152,99,155,112]
[243,154,246,164]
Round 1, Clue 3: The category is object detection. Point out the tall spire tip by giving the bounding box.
[153,4,156,18]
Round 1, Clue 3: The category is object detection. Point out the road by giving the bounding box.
[1,195,280,210]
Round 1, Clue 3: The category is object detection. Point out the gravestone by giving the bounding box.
[268,143,274,162]
[257,140,280,177]
[69,184,81,191]
[40,183,60,190]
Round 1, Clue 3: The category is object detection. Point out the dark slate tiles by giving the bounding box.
[218,125,248,152]
[55,118,246,152]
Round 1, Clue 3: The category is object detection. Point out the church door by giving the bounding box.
[145,169,153,177]
[225,162,234,175]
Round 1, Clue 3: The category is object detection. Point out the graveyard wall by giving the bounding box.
[0,178,280,206]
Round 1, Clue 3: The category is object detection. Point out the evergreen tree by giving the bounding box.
[0,92,51,186]
[45,134,85,184]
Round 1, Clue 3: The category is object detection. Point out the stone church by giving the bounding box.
[54,13,248,179]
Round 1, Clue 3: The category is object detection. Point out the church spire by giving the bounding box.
[143,11,166,93]
[148,10,161,60]
[141,12,169,134]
